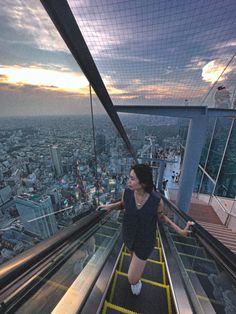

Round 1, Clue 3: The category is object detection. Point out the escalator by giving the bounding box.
[0,199,235,314]
[101,235,173,314]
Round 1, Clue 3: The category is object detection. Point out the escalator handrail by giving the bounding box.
[0,210,106,289]
[161,196,236,280]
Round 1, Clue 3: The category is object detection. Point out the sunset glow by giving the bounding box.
[202,61,232,83]
[0,66,89,93]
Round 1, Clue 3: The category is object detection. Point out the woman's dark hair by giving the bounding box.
[130,164,155,193]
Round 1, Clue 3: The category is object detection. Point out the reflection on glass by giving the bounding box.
[199,175,215,194]
[194,168,204,193]
[167,223,236,314]
[91,89,134,205]
[205,118,232,180]
[215,120,236,198]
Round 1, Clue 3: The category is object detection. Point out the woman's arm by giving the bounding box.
[157,199,194,236]
[96,191,124,212]
[97,200,123,211]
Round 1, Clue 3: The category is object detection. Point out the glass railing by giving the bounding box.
[0,209,122,314]
[162,197,236,314]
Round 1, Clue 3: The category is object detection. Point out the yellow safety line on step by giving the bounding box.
[166,285,173,314]
[104,301,138,314]
[162,263,166,285]
[197,294,224,305]
[147,258,164,265]
[116,271,169,288]
[109,271,119,303]
[102,300,108,314]
[159,247,163,262]
[118,251,126,271]
[109,271,118,303]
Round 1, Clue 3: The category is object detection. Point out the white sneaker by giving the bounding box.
[131,280,142,295]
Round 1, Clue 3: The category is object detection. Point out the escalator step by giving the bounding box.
[102,301,137,314]
[149,247,161,261]
[119,253,166,284]
[108,271,171,314]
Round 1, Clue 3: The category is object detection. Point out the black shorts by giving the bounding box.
[126,244,154,261]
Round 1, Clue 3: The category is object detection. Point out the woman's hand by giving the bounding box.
[181,221,195,236]
[96,204,111,212]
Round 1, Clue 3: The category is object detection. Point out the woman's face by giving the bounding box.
[128,169,143,191]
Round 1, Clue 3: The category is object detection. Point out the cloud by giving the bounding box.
[0,65,89,94]
[1,0,67,53]
[202,60,233,83]
[137,81,208,100]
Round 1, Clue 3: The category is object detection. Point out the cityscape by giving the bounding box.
[0,114,180,265]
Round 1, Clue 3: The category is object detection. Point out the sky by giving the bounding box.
[0,0,236,116]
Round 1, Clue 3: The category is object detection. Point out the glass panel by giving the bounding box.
[164,203,236,314]
[193,168,204,193]
[90,89,135,205]
[199,174,215,194]
[178,119,189,148]
[199,117,216,168]
[205,118,232,180]
[215,119,236,198]
[13,212,122,314]
[0,1,96,265]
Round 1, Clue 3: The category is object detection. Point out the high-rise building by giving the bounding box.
[0,186,12,206]
[48,188,62,211]
[15,194,58,239]
[96,133,106,154]
[49,145,63,177]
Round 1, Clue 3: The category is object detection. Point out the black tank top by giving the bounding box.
[122,188,161,250]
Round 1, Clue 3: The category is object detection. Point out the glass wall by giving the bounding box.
[199,117,216,168]
[179,116,236,199]
[215,119,236,198]
[0,1,134,266]
[205,117,232,180]
[90,88,134,205]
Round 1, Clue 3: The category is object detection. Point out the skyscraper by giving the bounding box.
[49,145,63,178]
[15,194,58,239]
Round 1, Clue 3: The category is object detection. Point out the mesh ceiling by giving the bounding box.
[68,0,236,108]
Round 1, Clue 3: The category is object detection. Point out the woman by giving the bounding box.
[97,164,194,296]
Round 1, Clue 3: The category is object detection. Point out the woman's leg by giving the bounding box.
[128,252,147,285]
